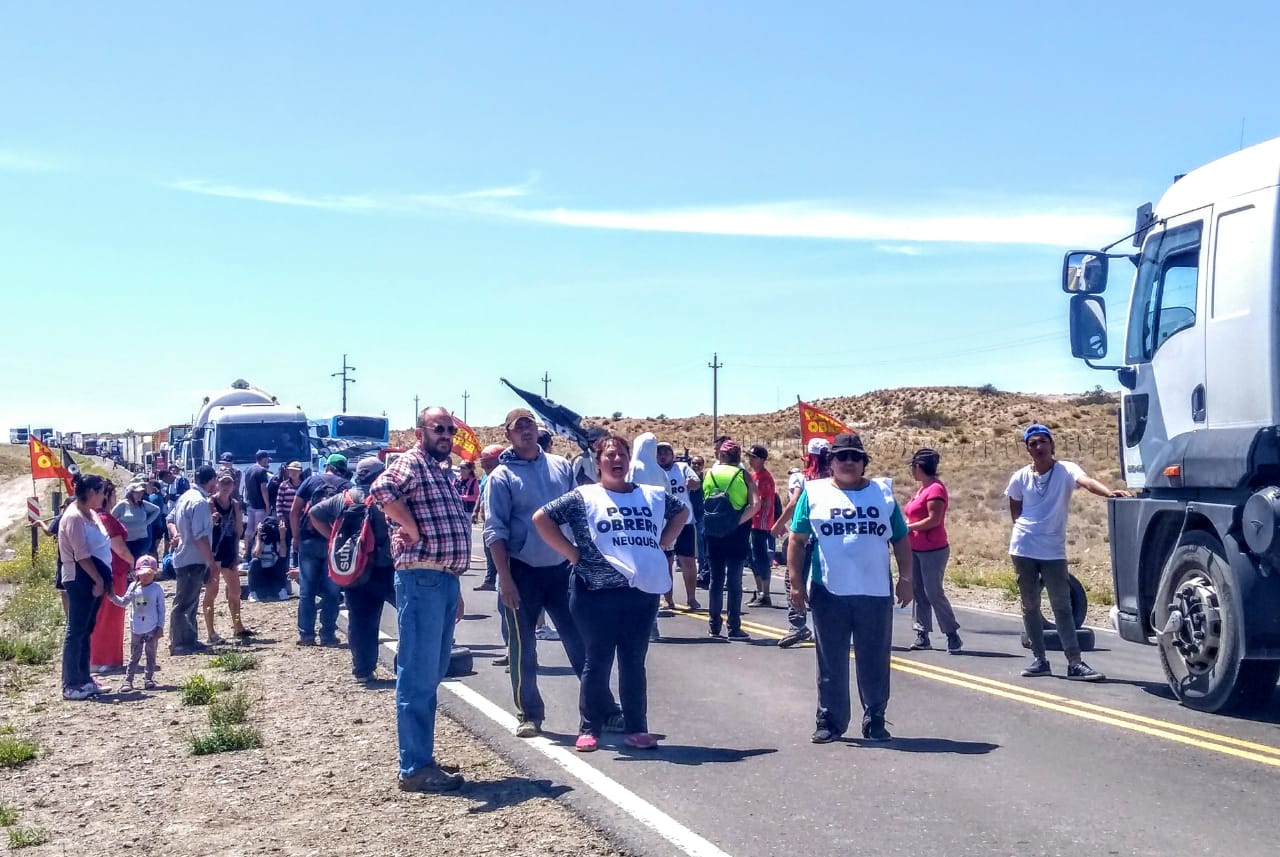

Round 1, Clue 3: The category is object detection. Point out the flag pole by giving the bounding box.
[28,439,39,563]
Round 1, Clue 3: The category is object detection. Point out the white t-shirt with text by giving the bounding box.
[1006,460,1086,560]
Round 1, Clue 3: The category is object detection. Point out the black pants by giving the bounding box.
[569,576,659,736]
[707,530,748,634]
[170,563,206,649]
[345,570,396,678]
[62,562,107,688]
[809,583,893,736]
[501,558,589,723]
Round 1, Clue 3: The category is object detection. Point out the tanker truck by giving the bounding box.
[1061,136,1280,712]
[182,380,310,476]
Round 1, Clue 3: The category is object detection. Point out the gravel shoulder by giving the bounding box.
[0,592,628,857]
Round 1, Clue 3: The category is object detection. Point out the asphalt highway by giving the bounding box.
[365,538,1280,857]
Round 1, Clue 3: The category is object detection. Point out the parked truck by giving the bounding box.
[82,436,99,457]
[9,428,29,445]
[1062,136,1280,712]
[119,435,154,472]
[183,379,310,476]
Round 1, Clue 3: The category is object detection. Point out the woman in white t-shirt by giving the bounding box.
[534,433,690,753]
[1007,424,1128,683]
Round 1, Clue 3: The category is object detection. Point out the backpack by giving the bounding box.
[301,473,351,539]
[702,468,746,538]
[327,490,377,588]
[258,516,280,568]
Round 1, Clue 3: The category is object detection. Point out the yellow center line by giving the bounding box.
[669,606,1280,767]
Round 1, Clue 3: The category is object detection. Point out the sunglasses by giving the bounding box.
[427,424,458,436]
[832,450,867,463]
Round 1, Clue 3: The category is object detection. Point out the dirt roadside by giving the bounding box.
[0,594,628,857]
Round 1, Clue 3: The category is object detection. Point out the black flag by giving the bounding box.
[500,378,592,452]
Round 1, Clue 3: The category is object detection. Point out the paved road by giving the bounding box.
[365,537,1280,857]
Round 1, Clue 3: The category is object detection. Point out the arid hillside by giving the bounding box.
[395,385,1124,608]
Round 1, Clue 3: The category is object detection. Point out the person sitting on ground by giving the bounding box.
[247,516,289,602]
[534,432,690,753]
[108,555,166,692]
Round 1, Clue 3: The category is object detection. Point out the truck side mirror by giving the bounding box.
[1063,251,1109,294]
[1069,294,1108,360]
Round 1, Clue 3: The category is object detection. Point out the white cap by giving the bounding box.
[806,438,831,455]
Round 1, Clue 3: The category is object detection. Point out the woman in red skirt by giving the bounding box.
[90,482,135,674]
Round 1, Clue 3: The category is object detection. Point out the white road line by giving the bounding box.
[378,638,733,857]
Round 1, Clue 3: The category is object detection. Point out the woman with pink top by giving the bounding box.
[903,448,961,654]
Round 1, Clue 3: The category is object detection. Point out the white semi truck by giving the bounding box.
[1063,136,1280,712]
[183,380,311,477]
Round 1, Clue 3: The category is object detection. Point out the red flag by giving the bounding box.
[450,417,482,463]
[30,437,73,492]
[798,398,854,446]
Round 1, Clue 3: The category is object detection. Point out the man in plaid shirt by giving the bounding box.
[371,406,473,793]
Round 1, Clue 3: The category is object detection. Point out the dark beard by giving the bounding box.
[423,441,452,463]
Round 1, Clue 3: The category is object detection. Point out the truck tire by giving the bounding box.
[1153,531,1280,713]
[1019,574,1091,650]
[447,646,473,678]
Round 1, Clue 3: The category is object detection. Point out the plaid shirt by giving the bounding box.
[370,445,472,572]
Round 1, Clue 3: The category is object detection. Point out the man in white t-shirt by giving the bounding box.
[657,442,702,610]
[1007,423,1129,682]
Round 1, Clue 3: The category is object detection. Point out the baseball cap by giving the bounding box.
[326,453,349,472]
[656,441,674,453]
[830,433,867,458]
[219,452,235,463]
[806,437,831,455]
[134,555,159,572]
[504,408,536,429]
[585,427,609,445]
[718,438,741,455]
[355,457,386,485]
[480,444,505,461]
[748,444,769,460]
[216,471,235,484]
[255,449,271,460]
[1023,423,1053,443]
[909,447,941,466]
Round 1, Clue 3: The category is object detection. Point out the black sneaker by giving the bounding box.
[708,627,724,639]
[909,632,931,651]
[473,582,496,591]
[811,727,836,744]
[295,637,317,647]
[492,655,509,667]
[777,627,813,649]
[727,629,750,641]
[945,632,963,654]
[861,718,891,741]
[1066,661,1106,682]
[756,596,773,608]
[1021,657,1052,677]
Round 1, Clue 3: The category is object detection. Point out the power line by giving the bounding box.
[735,331,1064,372]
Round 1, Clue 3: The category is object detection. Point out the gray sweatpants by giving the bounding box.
[810,583,893,735]
[911,547,959,634]
[1011,555,1079,659]
[126,630,160,682]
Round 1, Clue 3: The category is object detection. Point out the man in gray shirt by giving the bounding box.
[485,409,620,738]
[166,465,219,654]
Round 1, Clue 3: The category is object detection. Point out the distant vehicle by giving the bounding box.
[153,424,190,473]
[9,428,29,445]
[82,436,99,457]
[184,379,310,476]
[31,427,55,444]
[119,435,154,472]
[325,414,390,445]
[1061,136,1280,712]
[68,432,84,452]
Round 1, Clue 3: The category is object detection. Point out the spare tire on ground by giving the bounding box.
[447,646,473,677]
[1019,574,1095,652]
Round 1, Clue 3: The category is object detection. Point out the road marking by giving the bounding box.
[687,610,1280,770]
[378,638,735,857]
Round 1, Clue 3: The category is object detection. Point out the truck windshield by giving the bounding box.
[333,416,389,441]
[216,424,311,464]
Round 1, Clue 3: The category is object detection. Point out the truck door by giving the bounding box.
[1121,210,1209,488]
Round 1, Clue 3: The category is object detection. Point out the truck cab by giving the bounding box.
[1063,137,1280,711]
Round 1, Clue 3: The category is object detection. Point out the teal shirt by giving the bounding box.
[791,485,908,578]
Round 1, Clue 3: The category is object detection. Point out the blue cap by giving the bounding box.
[1023,424,1053,443]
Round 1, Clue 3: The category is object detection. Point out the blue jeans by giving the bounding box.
[394,569,460,778]
[298,538,340,642]
[345,570,396,678]
[695,518,710,573]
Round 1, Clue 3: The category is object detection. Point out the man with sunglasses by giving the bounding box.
[371,407,474,793]
[787,433,913,744]
[1007,423,1128,682]
[485,408,622,738]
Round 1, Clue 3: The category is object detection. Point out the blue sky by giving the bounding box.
[3,3,1279,434]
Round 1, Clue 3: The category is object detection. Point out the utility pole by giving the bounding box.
[541,371,552,398]
[461,390,470,424]
[413,394,420,426]
[331,354,357,413]
[708,352,723,446]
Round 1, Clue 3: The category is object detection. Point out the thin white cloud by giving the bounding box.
[0,149,58,172]
[876,244,929,256]
[166,179,384,212]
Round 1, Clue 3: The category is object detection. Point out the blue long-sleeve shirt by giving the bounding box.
[483,449,574,568]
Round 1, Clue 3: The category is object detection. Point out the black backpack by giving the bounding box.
[702,468,746,538]
[301,473,352,539]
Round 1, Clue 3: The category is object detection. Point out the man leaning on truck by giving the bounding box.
[1007,424,1129,682]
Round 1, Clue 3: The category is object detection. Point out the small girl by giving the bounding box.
[108,555,166,692]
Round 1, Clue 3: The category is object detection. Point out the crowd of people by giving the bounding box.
[47,405,1126,790]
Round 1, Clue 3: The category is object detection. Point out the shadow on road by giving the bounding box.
[1132,683,1280,725]
[461,613,490,621]
[846,737,999,754]
[613,745,778,766]
[463,775,572,814]
[653,637,731,646]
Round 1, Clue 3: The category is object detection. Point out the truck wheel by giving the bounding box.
[447,646,473,677]
[1038,574,1089,630]
[1153,532,1280,712]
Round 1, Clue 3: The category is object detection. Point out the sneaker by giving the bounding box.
[278,587,290,599]
[473,582,497,591]
[945,632,963,654]
[756,596,773,608]
[811,727,836,744]
[1066,661,1106,682]
[492,655,509,667]
[602,712,626,733]
[81,681,103,696]
[708,627,724,639]
[143,680,158,690]
[650,624,662,642]
[119,680,135,693]
[63,685,94,700]
[777,627,812,649]
[398,766,463,793]
[296,637,317,647]
[515,720,542,738]
[862,718,892,742]
[686,599,702,611]
[575,734,599,753]
[1021,657,1052,678]
[234,627,257,638]
[727,629,750,641]
[319,637,341,648]
[909,632,932,651]
[534,626,559,641]
[207,634,227,646]
[746,594,760,607]
[246,592,260,602]
[623,733,658,749]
